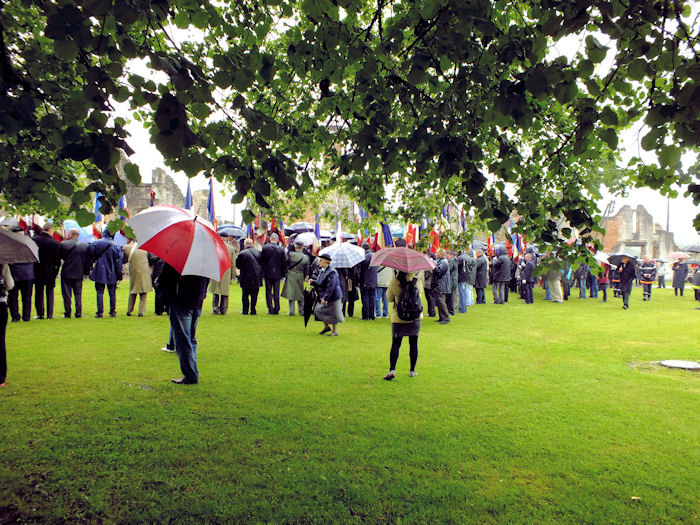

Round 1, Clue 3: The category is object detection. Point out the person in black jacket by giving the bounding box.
[359,243,378,320]
[236,238,263,315]
[32,223,60,319]
[521,253,536,304]
[158,262,209,384]
[59,228,92,318]
[474,249,489,304]
[618,256,637,309]
[491,248,511,305]
[261,233,286,315]
[7,227,34,322]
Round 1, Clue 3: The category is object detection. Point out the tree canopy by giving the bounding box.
[1,0,698,255]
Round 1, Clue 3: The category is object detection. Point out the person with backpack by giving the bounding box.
[383,271,423,380]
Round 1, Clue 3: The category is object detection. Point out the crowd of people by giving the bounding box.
[1,221,699,387]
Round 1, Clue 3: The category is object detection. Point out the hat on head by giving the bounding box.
[270,232,279,241]
[319,253,332,262]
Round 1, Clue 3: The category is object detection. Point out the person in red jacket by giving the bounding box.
[597,263,610,302]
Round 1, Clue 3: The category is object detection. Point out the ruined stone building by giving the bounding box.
[125,167,184,215]
[600,204,676,258]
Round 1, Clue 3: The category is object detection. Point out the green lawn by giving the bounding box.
[1,283,698,524]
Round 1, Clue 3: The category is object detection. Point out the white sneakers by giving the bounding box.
[409,371,417,377]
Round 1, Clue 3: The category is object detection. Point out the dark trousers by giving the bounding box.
[361,287,375,319]
[169,304,201,384]
[8,279,33,321]
[61,277,83,317]
[346,298,356,317]
[657,275,665,288]
[34,282,55,318]
[241,287,259,314]
[0,303,7,383]
[436,293,450,321]
[674,287,684,296]
[264,278,281,313]
[447,290,455,315]
[642,284,652,299]
[389,335,419,372]
[523,283,534,304]
[424,287,436,317]
[475,287,485,304]
[622,290,631,308]
[94,282,117,316]
[213,294,229,314]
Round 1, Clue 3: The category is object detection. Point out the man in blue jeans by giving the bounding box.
[158,263,209,385]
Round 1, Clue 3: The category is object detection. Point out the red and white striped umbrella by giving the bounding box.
[127,205,231,281]
[370,247,436,273]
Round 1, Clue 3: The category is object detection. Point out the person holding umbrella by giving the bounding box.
[310,254,344,336]
[618,256,637,309]
[1,263,14,386]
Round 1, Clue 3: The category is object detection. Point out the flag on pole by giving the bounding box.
[93,193,103,239]
[405,223,416,246]
[246,222,253,239]
[118,195,129,220]
[184,180,193,211]
[429,230,439,253]
[206,178,217,229]
[279,219,286,246]
[380,222,394,248]
[460,207,466,232]
[314,213,320,239]
[487,233,495,256]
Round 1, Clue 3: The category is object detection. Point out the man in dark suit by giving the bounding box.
[359,242,378,320]
[261,233,286,315]
[474,249,489,304]
[33,223,60,319]
[59,228,92,318]
[235,238,262,315]
[521,253,536,304]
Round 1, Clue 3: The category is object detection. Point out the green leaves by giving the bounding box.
[124,163,141,186]
[53,39,79,61]
[585,36,608,63]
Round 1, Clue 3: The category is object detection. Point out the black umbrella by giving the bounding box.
[218,226,245,239]
[0,228,39,264]
[288,222,315,233]
[303,287,317,328]
[681,243,700,254]
[608,253,637,267]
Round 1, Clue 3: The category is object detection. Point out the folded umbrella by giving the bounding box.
[303,287,317,328]
[319,242,365,269]
[0,228,40,264]
[370,247,436,272]
[127,205,232,281]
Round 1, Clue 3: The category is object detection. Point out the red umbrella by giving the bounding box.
[370,247,436,272]
[127,205,232,281]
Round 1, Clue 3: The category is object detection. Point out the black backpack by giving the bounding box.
[396,279,423,321]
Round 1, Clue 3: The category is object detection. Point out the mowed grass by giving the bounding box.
[1,282,698,524]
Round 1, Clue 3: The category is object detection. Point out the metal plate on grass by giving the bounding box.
[659,360,700,371]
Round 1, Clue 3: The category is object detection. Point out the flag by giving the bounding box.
[184,180,193,211]
[93,193,103,239]
[16,216,28,232]
[405,223,416,246]
[314,213,320,239]
[429,230,439,253]
[380,222,394,248]
[278,219,286,246]
[31,215,42,235]
[460,207,466,232]
[118,195,129,220]
[487,233,495,256]
[246,222,253,239]
[206,178,216,229]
